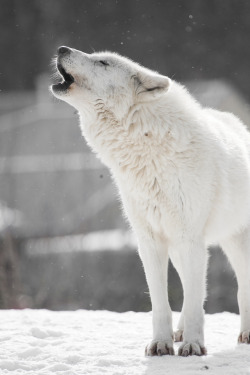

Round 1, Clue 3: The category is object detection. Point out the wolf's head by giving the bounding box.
[51,46,171,121]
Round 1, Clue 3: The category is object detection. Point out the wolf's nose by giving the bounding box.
[57,46,71,55]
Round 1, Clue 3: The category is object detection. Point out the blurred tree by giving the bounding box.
[0,231,20,308]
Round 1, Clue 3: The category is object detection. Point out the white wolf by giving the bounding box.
[51,46,250,356]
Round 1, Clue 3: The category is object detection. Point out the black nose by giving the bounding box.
[57,46,71,55]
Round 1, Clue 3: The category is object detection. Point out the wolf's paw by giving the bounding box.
[145,340,175,356]
[238,331,250,344]
[174,329,184,342]
[178,342,207,357]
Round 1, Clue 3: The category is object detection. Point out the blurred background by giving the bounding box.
[0,0,250,313]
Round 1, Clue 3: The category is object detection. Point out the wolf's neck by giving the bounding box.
[79,87,200,174]
[80,101,126,160]
[79,100,165,168]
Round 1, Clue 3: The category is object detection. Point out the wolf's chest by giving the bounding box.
[117,154,187,223]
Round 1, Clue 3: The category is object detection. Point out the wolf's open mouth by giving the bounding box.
[52,63,74,91]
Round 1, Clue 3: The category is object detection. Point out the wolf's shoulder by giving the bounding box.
[202,107,250,142]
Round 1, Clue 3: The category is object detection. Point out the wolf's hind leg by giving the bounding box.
[221,228,250,344]
[169,250,184,342]
[169,239,208,356]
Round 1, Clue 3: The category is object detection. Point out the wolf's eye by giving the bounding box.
[99,60,109,66]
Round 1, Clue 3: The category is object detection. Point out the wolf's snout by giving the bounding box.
[57,46,71,56]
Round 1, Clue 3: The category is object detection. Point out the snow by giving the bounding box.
[0,309,249,375]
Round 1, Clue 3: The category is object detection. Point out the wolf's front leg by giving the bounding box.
[170,239,208,356]
[137,231,174,356]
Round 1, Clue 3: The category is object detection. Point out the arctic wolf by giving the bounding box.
[51,46,250,356]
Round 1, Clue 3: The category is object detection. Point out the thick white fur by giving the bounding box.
[51,47,250,356]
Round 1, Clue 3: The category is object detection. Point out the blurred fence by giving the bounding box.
[0,229,238,314]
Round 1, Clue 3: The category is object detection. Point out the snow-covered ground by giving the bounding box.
[0,309,249,375]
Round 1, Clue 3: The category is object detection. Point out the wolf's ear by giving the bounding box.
[134,69,171,101]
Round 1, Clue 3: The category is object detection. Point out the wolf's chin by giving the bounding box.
[52,82,71,94]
